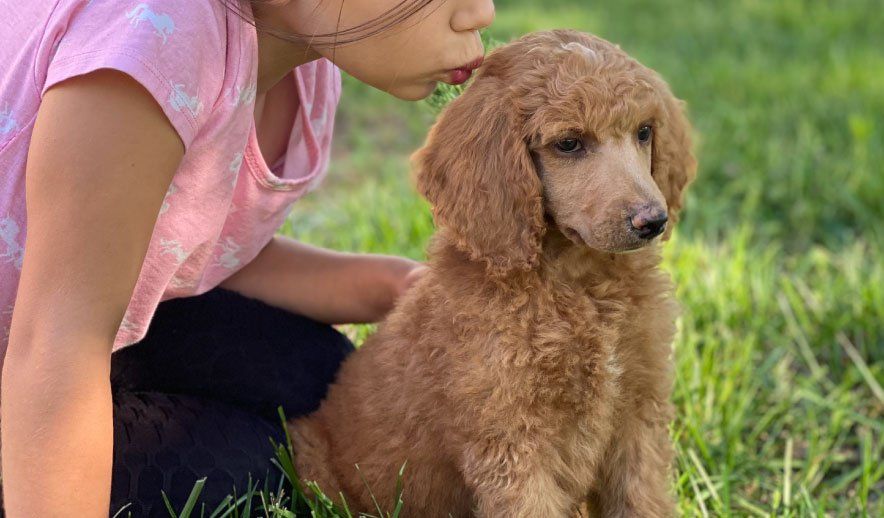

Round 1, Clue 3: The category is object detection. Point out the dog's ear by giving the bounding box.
[651,80,697,239]
[413,75,545,276]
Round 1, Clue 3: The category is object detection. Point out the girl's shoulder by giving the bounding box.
[12,0,254,150]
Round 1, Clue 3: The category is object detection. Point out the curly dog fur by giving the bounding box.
[289,30,697,517]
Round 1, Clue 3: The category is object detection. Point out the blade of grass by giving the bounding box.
[111,502,133,518]
[687,448,722,511]
[783,436,794,510]
[179,478,208,518]
[836,333,884,404]
[355,463,385,518]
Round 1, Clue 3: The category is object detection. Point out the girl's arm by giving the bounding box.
[219,236,424,324]
[1,70,184,517]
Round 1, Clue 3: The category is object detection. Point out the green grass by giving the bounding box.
[151,0,882,516]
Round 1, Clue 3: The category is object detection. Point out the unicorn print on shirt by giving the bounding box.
[228,84,257,107]
[229,152,243,172]
[169,82,203,118]
[126,3,175,44]
[1,103,18,137]
[118,314,139,333]
[228,152,243,187]
[311,106,329,132]
[159,182,177,215]
[49,38,64,62]
[214,236,242,269]
[2,304,14,342]
[168,274,197,290]
[0,216,25,270]
[159,238,187,266]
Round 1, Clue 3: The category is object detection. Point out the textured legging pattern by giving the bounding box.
[105,287,354,517]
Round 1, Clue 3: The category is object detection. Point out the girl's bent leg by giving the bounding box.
[110,391,285,517]
[110,287,355,420]
[108,287,356,516]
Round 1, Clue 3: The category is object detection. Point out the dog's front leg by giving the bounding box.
[461,440,574,518]
[586,402,676,518]
[287,416,344,502]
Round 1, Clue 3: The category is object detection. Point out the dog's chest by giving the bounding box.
[522,286,664,491]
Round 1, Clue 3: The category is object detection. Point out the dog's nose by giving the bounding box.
[629,206,668,239]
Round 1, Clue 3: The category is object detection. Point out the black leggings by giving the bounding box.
[107,287,354,517]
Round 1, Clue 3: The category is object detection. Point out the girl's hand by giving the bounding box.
[385,258,429,309]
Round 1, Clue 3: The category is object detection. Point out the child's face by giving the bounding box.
[283,0,495,100]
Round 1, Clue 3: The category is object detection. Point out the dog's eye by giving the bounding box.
[637,125,653,144]
[554,138,583,154]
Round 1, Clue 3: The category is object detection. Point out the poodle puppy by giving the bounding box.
[289,29,697,518]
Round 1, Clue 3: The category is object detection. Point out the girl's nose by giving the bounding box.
[451,0,496,32]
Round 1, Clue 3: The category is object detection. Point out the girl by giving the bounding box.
[0,0,494,515]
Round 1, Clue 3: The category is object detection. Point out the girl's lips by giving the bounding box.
[445,56,485,85]
[447,68,473,85]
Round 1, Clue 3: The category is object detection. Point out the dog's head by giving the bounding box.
[414,30,696,275]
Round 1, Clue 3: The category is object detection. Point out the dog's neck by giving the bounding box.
[538,227,664,288]
[428,228,664,293]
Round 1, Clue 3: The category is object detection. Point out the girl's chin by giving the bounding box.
[383,81,439,101]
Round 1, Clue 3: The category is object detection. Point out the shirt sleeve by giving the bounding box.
[40,0,230,150]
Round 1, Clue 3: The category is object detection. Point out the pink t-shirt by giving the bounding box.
[0,0,341,353]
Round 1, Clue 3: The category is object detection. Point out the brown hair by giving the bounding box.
[220,0,438,47]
